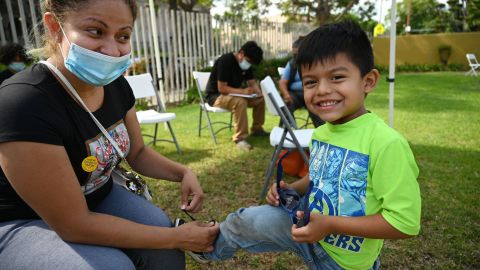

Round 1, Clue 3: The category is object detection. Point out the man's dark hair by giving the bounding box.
[240,41,263,65]
[296,20,373,77]
[0,43,29,65]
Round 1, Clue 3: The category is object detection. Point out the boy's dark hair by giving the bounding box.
[296,20,373,77]
[240,41,263,65]
[0,43,29,65]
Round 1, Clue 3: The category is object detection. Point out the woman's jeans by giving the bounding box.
[204,204,380,270]
[0,184,185,270]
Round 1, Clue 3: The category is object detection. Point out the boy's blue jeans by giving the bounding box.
[204,204,380,270]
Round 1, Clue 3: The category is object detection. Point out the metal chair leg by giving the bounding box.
[198,108,203,137]
[204,110,218,145]
[153,123,159,146]
[166,121,182,155]
[259,129,290,199]
[259,145,284,199]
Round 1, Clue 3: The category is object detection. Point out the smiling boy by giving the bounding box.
[198,21,421,270]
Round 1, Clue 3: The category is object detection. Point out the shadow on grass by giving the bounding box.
[150,144,213,165]
[182,134,307,269]
[190,140,479,269]
[382,142,479,270]
[143,73,478,269]
[191,140,480,269]
[144,115,479,269]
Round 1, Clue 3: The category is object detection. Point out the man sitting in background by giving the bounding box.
[205,41,269,151]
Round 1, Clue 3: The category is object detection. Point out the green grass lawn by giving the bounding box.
[140,72,479,269]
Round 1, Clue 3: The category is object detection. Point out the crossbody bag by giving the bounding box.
[41,60,152,201]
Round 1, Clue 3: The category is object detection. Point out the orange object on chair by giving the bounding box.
[276,149,309,177]
[298,162,309,178]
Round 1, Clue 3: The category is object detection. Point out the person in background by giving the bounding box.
[278,37,324,128]
[0,0,218,269]
[0,43,30,85]
[205,41,269,151]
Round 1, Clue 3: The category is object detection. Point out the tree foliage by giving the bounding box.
[464,0,480,31]
[222,0,272,21]
[342,1,377,33]
[394,0,480,34]
[157,0,213,11]
[221,0,376,31]
[394,0,451,33]
[157,0,479,33]
[277,0,376,26]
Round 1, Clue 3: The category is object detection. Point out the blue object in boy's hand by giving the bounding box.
[276,151,313,227]
[278,186,301,224]
[294,181,314,228]
[296,217,307,228]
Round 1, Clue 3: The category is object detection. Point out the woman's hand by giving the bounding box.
[180,169,204,213]
[266,180,287,207]
[174,220,219,252]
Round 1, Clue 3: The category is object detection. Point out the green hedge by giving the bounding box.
[375,63,465,73]
[255,56,290,81]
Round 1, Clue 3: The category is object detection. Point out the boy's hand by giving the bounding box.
[291,212,333,243]
[266,180,286,206]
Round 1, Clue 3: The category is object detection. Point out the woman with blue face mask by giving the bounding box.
[0,43,30,85]
[0,0,219,269]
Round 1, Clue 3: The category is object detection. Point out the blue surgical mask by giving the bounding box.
[239,59,251,71]
[59,25,131,86]
[8,61,26,72]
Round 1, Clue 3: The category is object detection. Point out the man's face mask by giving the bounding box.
[8,61,26,72]
[239,59,252,71]
[58,23,131,86]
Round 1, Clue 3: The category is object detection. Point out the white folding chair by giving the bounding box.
[259,76,314,199]
[466,53,480,77]
[192,71,232,145]
[125,73,182,154]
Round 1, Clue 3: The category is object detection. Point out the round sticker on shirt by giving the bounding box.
[82,156,98,172]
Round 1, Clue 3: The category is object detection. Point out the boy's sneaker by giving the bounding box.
[173,218,209,264]
[236,140,252,151]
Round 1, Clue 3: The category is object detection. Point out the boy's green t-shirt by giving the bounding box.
[308,112,421,270]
